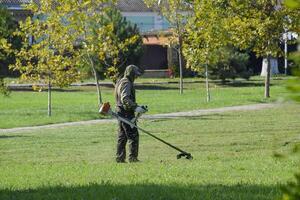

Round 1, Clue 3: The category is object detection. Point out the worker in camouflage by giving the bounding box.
[114,65,146,163]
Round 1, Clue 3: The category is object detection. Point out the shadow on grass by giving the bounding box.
[69,84,179,91]
[249,99,271,104]
[148,114,227,121]
[9,88,83,92]
[0,135,29,139]
[135,84,178,90]
[216,81,272,87]
[0,183,281,200]
[180,114,226,120]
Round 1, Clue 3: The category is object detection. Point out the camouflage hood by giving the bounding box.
[124,65,142,82]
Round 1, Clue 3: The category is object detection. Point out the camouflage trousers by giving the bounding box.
[116,112,139,162]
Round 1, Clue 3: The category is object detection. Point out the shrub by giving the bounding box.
[209,47,252,82]
[0,77,10,96]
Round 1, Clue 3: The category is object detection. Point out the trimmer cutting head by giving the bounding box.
[177,153,193,160]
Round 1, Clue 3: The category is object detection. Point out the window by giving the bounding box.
[125,16,155,32]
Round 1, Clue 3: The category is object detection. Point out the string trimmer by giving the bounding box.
[99,102,193,160]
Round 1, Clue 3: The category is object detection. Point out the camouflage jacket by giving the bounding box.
[115,77,137,112]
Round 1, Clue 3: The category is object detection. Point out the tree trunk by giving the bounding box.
[88,54,103,106]
[205,62,211,102]
[48,80,52,117]
[177,17,184,95]
[83,24,103,107]
[92,66,103,106]
[264,54,271,98]
[178,45,183,94]
[284,36,288,75]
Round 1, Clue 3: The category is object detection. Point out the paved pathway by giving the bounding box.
[0,103,277,133]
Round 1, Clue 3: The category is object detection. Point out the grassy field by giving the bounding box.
[0,103,299,200]
[0,77,290,129]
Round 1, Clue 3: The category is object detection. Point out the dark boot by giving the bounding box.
[128,157,140,163]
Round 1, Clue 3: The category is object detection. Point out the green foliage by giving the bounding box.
[11,0,141,106]
[12,0,81,89]
[281,170,300,200]
[0,6,14,58]
[208,47,252,82]
[0,6,21,76]
[0,77,10,96]
[58,0,141,82]
[285,0,300,9]
[0,38,11,60]
[185,0,299,97]
[47,0,118,105]
[281,1,300,199]
[285,5,300,103]
[183,0,229,71]
[280,144,300,200]
[97,8,143,81]
[224,0,299,58]
[287,62,300,102]
[289,51,300,69]
[184,0,299,67]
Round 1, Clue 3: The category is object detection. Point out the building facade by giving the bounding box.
[116,0,174,77]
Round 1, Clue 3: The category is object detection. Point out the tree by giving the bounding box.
[62,0,116,106]
[12,0,82,116]
[13,0,142,111]
[0,37,11,96]
[224,0,299,98]
[61,0,141,105]
[0,6,19,96]
[183,0,229,102]
[96,7,143,82]
[144,0,192,94]
[0,6,16,67]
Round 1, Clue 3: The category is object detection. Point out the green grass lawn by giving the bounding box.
[0,77,290,129]
[0,103,299,199]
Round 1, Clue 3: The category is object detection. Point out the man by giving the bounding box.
[114,65,147,163]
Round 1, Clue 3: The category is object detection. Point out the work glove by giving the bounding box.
[135,105,148,114]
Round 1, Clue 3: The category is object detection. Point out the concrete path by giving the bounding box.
[146,103,276,119]
[0,103,277,133]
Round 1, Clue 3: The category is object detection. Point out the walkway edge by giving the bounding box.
[0,103,277,133]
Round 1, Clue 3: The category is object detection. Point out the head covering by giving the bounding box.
[124,65,142,81]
